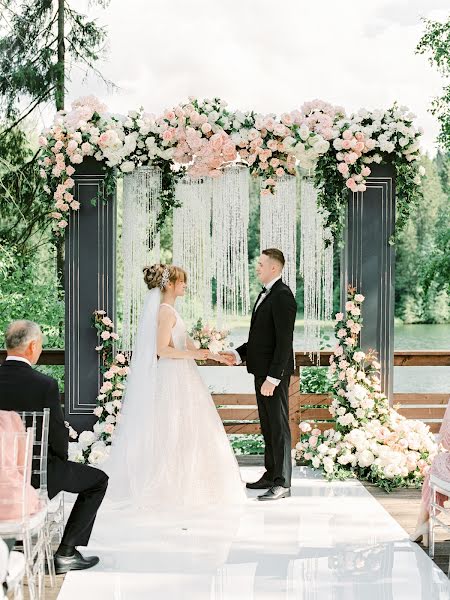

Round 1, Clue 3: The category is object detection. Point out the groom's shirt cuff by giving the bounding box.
[266,376,280,386]
[230,349,242,365]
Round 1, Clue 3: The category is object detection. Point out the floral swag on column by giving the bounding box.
[39,96,425,245]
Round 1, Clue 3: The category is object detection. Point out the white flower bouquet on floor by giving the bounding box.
[294,286,437,491]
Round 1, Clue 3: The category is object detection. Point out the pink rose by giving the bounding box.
[342,130,352,140]
[275,167,285,177]
[111,332,119,340]
[116,353,126,364]
[70,201,80,211]
[346,178,356,190]
[338,162,349,175]
[104,423,115,435]
[51,212,62,220]
[261,189,272,197]
[342,140,351,150]
[101,331,111,340]
[162,129,175,142]
[54,140,64,151]
[64,178,75,189]
[201,122,212,134]
[102,316,113,327]
[58,220,68,229]
[309,436,318,448]
[66,165,75,176]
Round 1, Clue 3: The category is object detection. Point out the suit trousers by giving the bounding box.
[48,459,109,547]
[255,373,292,488]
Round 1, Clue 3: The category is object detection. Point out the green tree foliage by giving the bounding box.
[396,154,450,323]
[0,127,53,257]
[0,0,111,127]
[416,15,450,151]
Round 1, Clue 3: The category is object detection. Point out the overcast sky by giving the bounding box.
[66,0,448,154]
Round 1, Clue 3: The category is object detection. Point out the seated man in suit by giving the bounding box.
[0,320,108,574]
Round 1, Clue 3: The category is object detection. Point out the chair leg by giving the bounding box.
[429,488,436,559]
[44,528,55,587]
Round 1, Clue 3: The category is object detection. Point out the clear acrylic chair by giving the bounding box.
[0,428,47,600]
[1,537,26,600]
[19,410,60,585]
[428,473,450,577]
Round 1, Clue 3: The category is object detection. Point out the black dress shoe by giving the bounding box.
[246,477,274,490]
[54,550,100,575]
[257,486,291,501]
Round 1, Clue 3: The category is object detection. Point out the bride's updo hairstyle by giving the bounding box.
[143,264,187,291]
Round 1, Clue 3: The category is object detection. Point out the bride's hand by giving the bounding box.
[207,352,229,364]
[193,349,210,361]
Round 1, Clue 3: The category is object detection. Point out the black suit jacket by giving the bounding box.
[0,360,68,464]
[236,279,297,379]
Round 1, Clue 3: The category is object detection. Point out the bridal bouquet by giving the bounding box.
[189,319,232,355]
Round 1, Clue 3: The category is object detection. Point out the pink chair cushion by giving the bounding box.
[0,411,40,520]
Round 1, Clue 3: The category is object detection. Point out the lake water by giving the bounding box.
[199,323,450,395]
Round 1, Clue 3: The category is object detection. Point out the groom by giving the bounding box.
[224,248,297,500]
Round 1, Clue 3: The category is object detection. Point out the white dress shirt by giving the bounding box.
[232,275,282,386]
[5,356,31,366]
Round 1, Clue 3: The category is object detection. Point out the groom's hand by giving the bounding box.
[261,380,276,397]
[219,352,236,366]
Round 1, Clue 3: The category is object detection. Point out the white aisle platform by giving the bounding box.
[57,466,450,599]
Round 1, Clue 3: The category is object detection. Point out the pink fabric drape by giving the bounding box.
[421,399,450,511]
[0,410,40,520]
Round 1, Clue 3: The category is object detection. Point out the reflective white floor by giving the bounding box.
[57,466,450,599]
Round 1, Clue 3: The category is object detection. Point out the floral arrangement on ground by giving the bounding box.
[39,96,425,244]
[294,287,437,492]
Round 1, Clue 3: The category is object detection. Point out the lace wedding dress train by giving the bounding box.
[103,290,246,510]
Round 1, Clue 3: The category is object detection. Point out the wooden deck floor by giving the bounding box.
[363,483,450,575]
[19,485,449,599]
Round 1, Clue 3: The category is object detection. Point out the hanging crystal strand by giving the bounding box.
[121,166,161,357]
[300,179,322,362]
[173,177,213,321]
[212,165,250,326]
[260,175,297,295]
[323,224,334,321]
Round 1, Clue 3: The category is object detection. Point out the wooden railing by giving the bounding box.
[2,349,449,443]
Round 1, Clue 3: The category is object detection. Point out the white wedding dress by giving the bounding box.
[102,288,245,510]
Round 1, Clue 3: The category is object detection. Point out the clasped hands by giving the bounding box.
[218,352,276,397]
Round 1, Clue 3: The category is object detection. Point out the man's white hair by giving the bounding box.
[5,320,42,350]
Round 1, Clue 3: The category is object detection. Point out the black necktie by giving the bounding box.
[261,286,267,293]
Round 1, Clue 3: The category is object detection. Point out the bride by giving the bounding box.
[103,263,246,508]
